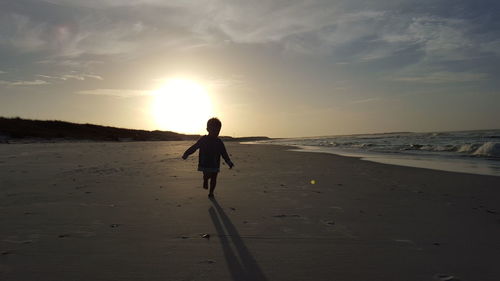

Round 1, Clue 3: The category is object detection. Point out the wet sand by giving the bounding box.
[1,141,499,281]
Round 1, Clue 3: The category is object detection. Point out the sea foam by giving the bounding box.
[473,142,500,158]
[249,130,500,176]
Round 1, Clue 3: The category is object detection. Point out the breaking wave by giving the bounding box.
[258,130,500,160]
[473,142,500,158]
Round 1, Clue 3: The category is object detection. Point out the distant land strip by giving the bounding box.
[0,117,269,143]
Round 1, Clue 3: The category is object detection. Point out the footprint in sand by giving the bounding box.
[394,239,417,246]
[273,214,301,218]
[3,239,34,244]
[434,274,460,281]
[199,259,216,264]
[322,220,335,226]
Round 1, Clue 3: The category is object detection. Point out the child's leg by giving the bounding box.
[202,172,209,189]
[208,172,218,195]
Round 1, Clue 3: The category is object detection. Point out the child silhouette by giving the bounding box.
[182,118,234,197]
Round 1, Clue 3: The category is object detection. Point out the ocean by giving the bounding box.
[250,129,500,177]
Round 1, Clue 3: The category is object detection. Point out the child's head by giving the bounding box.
[206,118,222,136]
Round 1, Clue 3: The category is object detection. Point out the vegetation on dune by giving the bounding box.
[0,117,269,143]
[0,117,197,142]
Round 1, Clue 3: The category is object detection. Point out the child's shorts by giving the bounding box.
[198,166,220,173]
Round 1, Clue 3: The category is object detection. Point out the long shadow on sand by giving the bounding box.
[209,198,268,281]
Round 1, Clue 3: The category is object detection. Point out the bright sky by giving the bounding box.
[1,0,499,137]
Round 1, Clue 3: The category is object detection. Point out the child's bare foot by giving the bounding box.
[203,185,208,190]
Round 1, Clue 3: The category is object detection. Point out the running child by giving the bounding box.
[182,118,234,197]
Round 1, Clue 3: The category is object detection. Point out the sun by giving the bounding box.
[151,78,214,134]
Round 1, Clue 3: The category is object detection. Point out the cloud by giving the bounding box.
[480,39,500,56]
[0,0,205,59]
[0,13,48,52]
[390,71,488,83]
[205,75,246,89]
[396,16,476,61]
[350,97,383,104]
[2,0,498,64]
[77,88,151,98]
[0,79,49,86]
[37,73,103,81]
[0,70,6,74]
[1,0,499,91]
[0,1,394,59]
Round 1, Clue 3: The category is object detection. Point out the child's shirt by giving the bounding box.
[184,135,232,172]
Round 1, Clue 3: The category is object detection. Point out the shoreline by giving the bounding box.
[249,143,500,177]
[1,142,499,281]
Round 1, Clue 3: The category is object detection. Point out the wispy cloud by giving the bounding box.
[37,73,103,81]
[0,79,49,86]
[0,13,47,52]
[390,71,488,84]
[395,16,476,61]
[2,0,498,66]
[0,1,203,59]
[205,75,246,89]
[77,88,151,98]
[350,97,383,104]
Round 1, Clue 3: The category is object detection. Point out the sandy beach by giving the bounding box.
[1,141,499,281]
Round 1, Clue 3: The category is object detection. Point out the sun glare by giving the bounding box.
[152,78,213,134]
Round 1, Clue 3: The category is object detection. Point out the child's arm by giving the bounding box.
[182,139,201,159]
[220,141,234,169]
